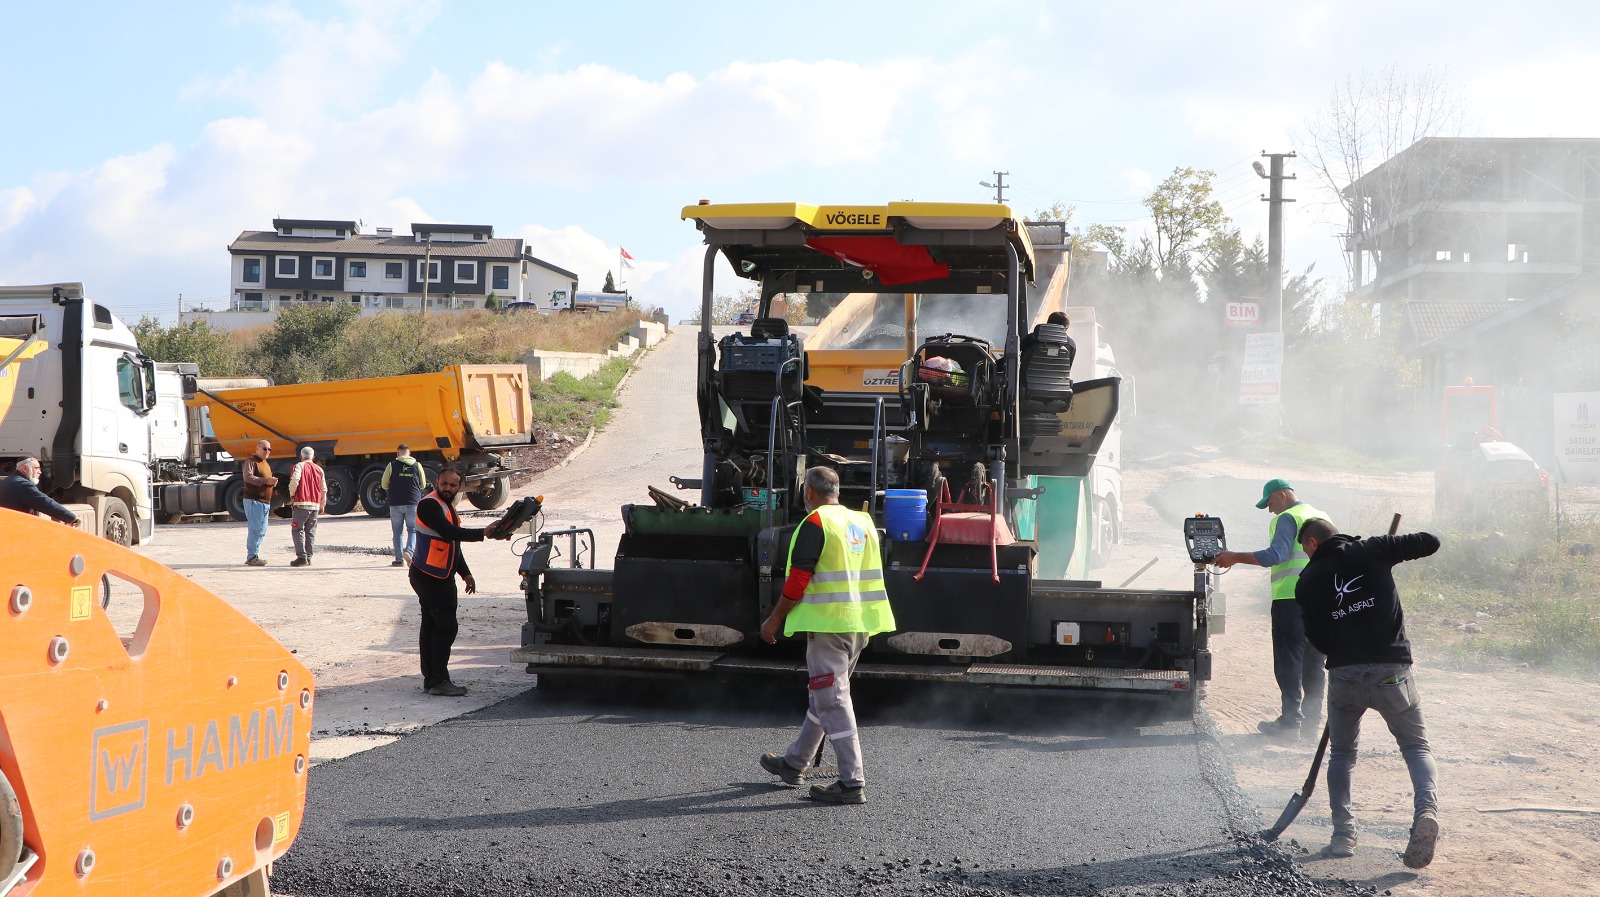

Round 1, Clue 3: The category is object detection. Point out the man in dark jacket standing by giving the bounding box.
[1295,517,1440,868]
[0,458,80,526]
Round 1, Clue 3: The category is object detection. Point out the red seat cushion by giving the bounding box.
[937,512,1015,546]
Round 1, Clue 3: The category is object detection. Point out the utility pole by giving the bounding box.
[979,171,1010,205]
[419,235,433,317]
[1255,152,1297,333]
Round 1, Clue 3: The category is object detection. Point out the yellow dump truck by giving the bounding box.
[191,364,533,518]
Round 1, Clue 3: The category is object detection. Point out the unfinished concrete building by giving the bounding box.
[1346,138,1600,454]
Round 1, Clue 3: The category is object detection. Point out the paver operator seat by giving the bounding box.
[1018,321,1075,439]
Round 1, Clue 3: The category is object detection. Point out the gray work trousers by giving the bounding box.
[291,506,319,560]
[784,631,869,787]
[1327,662,1438,836]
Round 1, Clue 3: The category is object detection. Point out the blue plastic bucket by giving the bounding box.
[884,489,929,542]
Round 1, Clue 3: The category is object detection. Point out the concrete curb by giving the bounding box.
[552,426,596,473]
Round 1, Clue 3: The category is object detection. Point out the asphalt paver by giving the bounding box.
[274,682,1335,896]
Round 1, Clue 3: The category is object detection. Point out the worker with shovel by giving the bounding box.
[1214,478,1331,737]
[1295,517,1441,868]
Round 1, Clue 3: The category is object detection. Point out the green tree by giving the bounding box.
[485,293,500,311]
[130,317,247,376]
[251,303,359,384]
[602,270,620,293]
[1146,167,1227,268]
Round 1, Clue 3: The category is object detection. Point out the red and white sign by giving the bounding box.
[1239,332,1283,405]
[1225,301,1260,327]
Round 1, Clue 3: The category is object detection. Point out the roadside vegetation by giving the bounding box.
[132,305,641,385]
[527,357,633,436]
[1399,508,1600,673]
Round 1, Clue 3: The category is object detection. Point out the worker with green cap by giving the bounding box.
[1214,478,1332,737]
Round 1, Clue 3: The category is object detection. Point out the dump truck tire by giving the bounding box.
[223,476,247,521]
[0,767,20,886]
[324,465,359,516]
[467,475,510,510]
[358,467,389,517]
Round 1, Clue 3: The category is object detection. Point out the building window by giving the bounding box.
[243,258,263,283]
[313,257,336,279]
[242,292,264,305]
[417,260,442,282]
[349,260,368,278]
[276,256,299,278]
[455,261,478,282]
[385,261,404,279]
[492,265,510,290]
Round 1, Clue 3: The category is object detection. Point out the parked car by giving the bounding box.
[501,301,539,314]
[733,312,757,325]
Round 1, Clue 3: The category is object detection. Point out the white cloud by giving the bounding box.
[1121,168,1154,192]
[1465,50,1600,137]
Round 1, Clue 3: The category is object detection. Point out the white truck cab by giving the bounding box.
[0,284,158,544]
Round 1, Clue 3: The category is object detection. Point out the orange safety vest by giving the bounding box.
[410,493,460,579]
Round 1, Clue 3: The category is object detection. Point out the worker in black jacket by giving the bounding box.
[408,467,510,696]
[0,458,80,526]
[1295,517,1440,869]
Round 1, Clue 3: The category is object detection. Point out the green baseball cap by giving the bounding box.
[1255,477,1293,509]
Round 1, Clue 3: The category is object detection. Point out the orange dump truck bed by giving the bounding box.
[192,364,532,462]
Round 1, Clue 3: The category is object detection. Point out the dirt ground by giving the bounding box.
[1110,430,1600,896]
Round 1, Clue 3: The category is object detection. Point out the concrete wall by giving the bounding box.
[522,318,670,381]
[523,350,609,381]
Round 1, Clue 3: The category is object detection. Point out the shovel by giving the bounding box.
[1261,512,1401,842]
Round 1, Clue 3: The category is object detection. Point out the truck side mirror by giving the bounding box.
[181,374,198,401]
[142,358,159,412]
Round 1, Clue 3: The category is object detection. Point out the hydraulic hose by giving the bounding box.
[0,766,23,886]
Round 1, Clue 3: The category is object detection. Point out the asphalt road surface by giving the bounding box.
[274,683,1325,897]
[273,327,1341,897]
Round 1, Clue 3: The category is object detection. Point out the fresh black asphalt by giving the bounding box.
[272,680,1350,896]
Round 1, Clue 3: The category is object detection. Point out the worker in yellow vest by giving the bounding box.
[759,466,896,804]
[1215,477,1332,737]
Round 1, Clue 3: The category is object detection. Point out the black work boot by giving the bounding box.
[760,752,806,786]
[809,781,866,804]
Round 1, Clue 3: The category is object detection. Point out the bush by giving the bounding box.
[131,317,250,376]
[1403,509,1600,671]
[250,303,360,384]
[529,357,632,434]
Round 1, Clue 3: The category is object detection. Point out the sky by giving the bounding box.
[4,0,1599,324]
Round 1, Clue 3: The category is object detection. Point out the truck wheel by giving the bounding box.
[101,497,134,547]
[223,477,247,521]
[358,468,390,517]
[324,465,359,516]
[467,475,511,510]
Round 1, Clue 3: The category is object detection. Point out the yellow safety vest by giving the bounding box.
[784,504,896,637]
[1270,502,1331,601]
